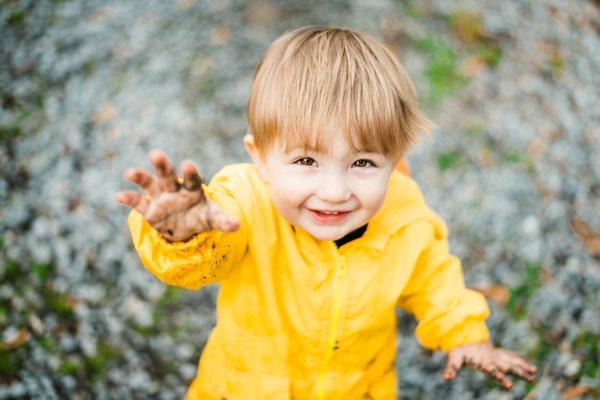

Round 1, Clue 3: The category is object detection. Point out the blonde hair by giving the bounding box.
[246,26,435,158]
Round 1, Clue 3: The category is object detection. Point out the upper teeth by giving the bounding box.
[322,211,339,214]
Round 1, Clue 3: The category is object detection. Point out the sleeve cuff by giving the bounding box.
[437,318,491,353]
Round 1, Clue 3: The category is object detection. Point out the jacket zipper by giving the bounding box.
[316,250,346,399]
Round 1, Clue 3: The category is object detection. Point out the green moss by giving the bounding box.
[0,126,22,142]
[437,152,461,171]
[0,304,8,326]
[399,0,422,19]
[82,60,96,77]
[529,335,554,365]
[153,286,184,325]
[466,123,485,137]
[38,336,59,354]
[572,332,599,379]
[162,359,176,375]
[505,152,521,163]
[87,342,121,381]
[33,263,52,283]
[506,264,542,320]
[415,37,467,103]
[549,56,564,75]
[2,259,22,282]
[7,10,25,26]
[58,359,82,375]
[0,349,23,379]
[46,291,74,318]
[476,43,503,67]
[132,322,155,337]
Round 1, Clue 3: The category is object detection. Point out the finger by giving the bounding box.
[149,149,179,192]
[115,191,150,214]
[495,350,538,381]
[443,351,465,380]
[512,358,538,382]
[123,168,161,197]
[508,363,537,382]
[207,200,240,232]
[181,160,205,196]
[482,364,513,390]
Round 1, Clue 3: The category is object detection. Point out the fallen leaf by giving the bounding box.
[473,284,510,306]
[91,103,118,125]
[450,11,484,43]
[571,217,600,257]
[459,56,487,77]
[563,385,591,400]
[28,312,44,335]
[523,388,537,400]
[211,26,230,46]
[245,0,281,27]
[527,136,548,159]
[479,147,494,166]
[2,328,31,350]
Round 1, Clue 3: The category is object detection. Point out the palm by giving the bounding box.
[115,149,239,242]
[443,341,537,390]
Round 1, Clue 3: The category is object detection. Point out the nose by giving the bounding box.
[315,172,352,203]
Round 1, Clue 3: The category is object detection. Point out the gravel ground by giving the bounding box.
[1,0,598,399]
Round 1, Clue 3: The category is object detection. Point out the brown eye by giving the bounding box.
[352,159,374,168]
[295,157,315,166]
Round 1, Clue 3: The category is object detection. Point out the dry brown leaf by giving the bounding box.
[571,217,600,258]
[245,0,281,27]
[91,103,118,125]
[2,328,31,350]
[450,11,484,43]
[563,385,591,400]
[523,388,537,400]
[211,26,230,46]
[459,56,487,77]
[61,295,80,309]
[479,147,494,166]
[175,0,195,11]
[473,284,510,306]
[28,312,44,335]
[527,136,548,159]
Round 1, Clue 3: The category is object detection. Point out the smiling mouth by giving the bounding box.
[308,209,351,223]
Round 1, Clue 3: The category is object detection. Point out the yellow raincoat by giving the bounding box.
[127,163,490,399]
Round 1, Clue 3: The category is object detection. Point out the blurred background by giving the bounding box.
[1,0,599,398]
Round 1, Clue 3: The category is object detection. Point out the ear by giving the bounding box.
[243,133,269,183]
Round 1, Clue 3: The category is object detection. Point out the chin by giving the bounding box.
[304,226,349,241]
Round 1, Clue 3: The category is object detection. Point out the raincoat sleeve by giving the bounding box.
[127,165,252,290]
[396,217,490,353]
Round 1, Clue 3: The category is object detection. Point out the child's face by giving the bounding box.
[245,133,399,241]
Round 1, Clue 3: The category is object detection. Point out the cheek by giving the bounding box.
[267,172,312,211]
[353,175,389,212]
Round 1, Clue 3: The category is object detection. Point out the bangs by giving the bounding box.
[247,27,435,158]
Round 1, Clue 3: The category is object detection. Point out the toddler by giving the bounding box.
[116,26,536,399]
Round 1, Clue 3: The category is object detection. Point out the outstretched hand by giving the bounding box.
[115,149,239,242]
[442,341,537,390]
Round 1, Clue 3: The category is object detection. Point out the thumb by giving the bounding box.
[207,200,240,232]
[443,350,464,381]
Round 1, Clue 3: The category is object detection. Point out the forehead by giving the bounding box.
[273,122,385,156]
[276,130,365,157]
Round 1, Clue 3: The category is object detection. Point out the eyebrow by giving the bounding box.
[285,147,384,158]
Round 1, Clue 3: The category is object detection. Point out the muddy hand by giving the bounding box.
[115,149,239,241]
[442,341,537,390]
